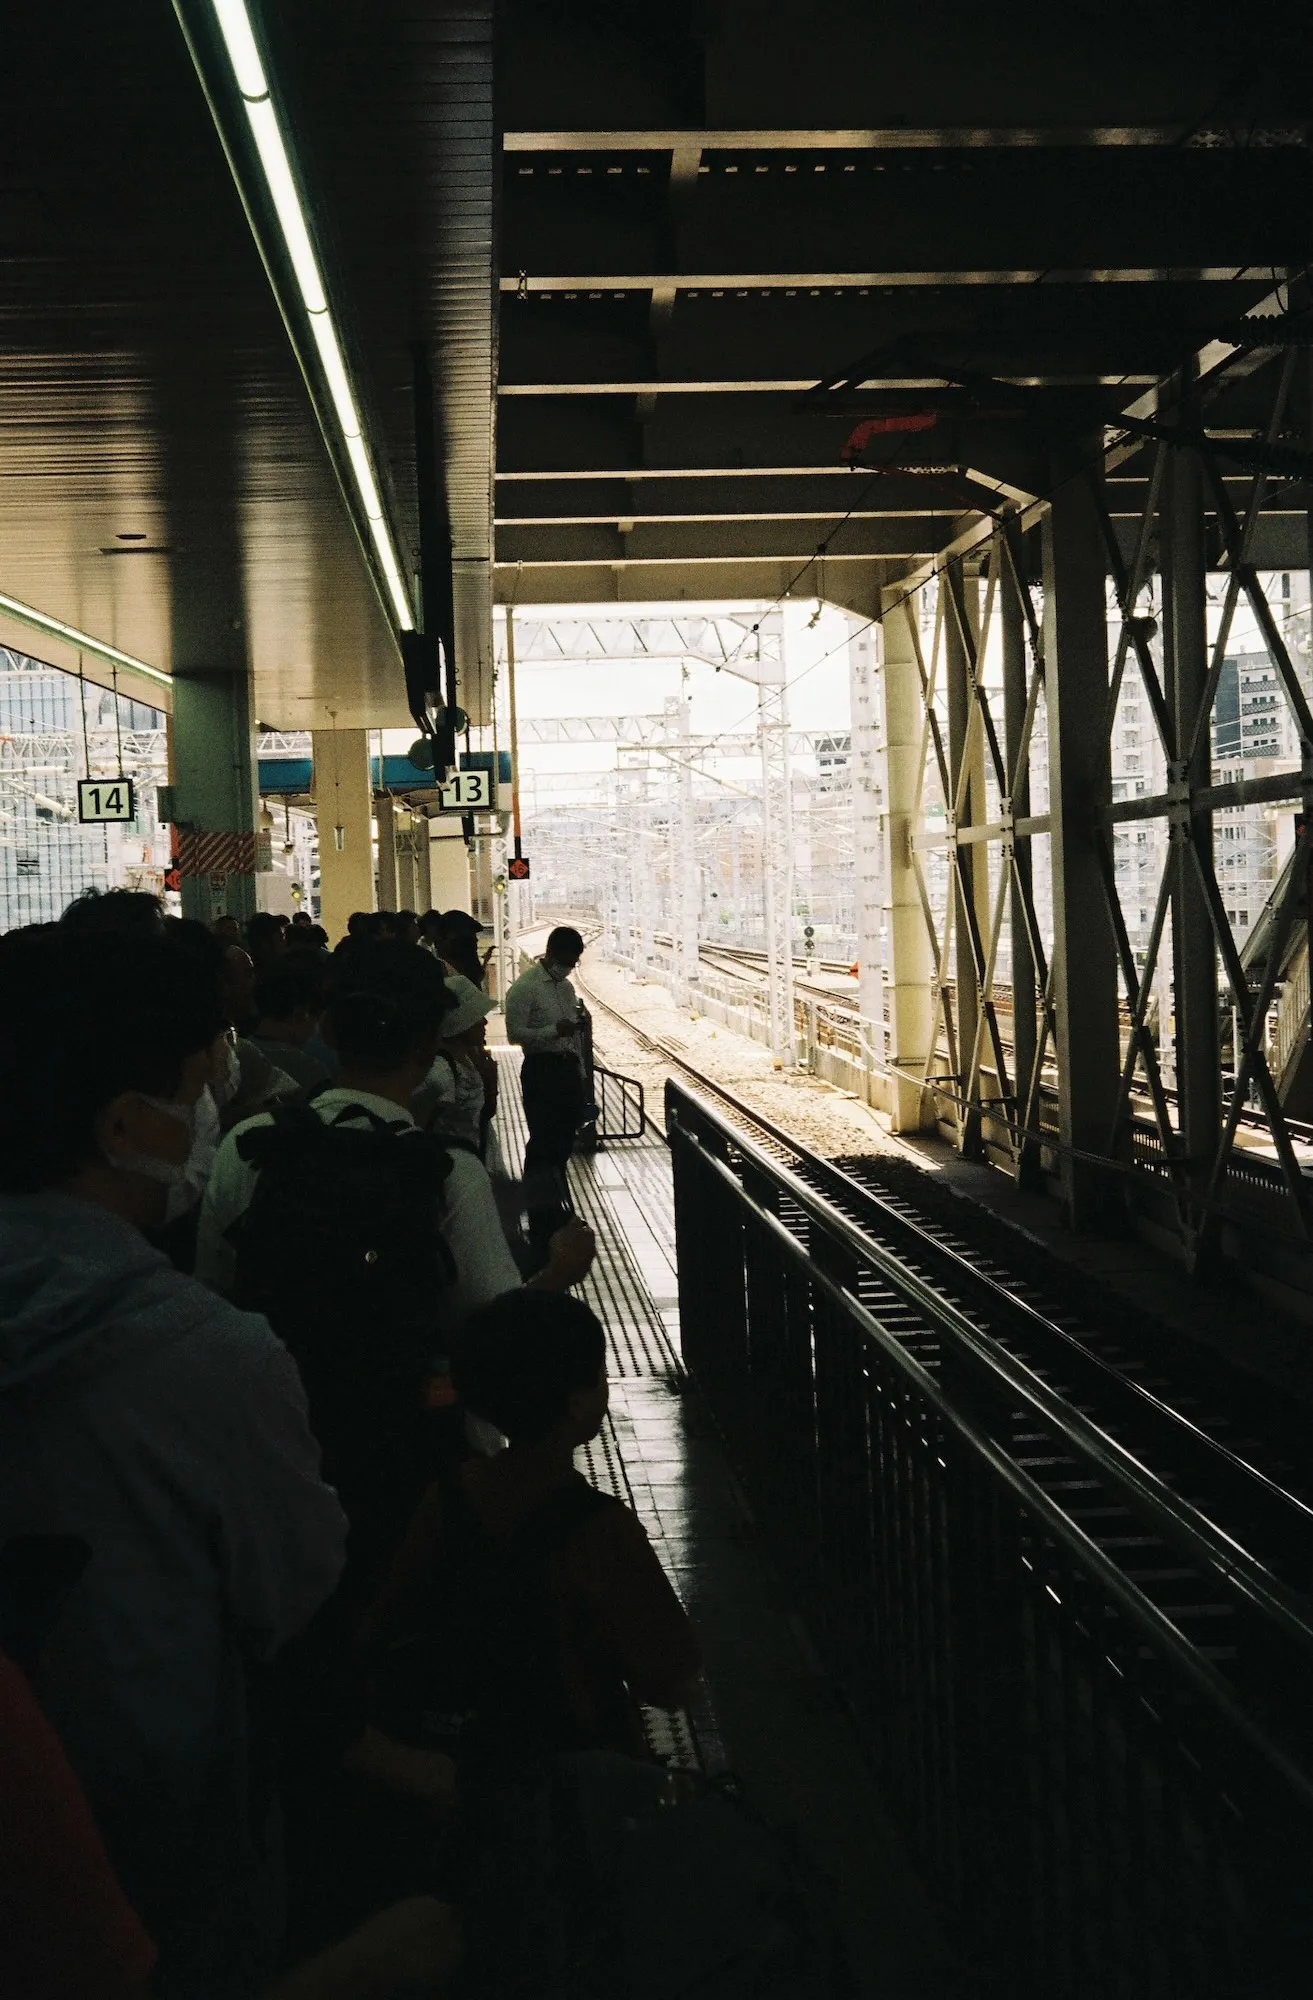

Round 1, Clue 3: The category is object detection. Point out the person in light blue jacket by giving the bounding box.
[0,922,347,1999]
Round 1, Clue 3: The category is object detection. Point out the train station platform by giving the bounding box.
[492,1047,965,2000]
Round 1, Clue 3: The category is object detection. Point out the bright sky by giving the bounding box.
[482,598,857,800]
[377,574,1311,800]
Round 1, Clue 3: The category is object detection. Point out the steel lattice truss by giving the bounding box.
[1095,348,1313,1245]
[893,339,1313,1257]
[515,714,846,754]
[496,612,784,677]
[898,545,1054,1173]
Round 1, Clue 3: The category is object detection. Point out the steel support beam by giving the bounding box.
[634,766,656,972]
[758,613,796,1063]
[667,691,700,1005]
[502,267,1279,294]
[1001,541,1040,1184]
[871,599,935,1129]
[944,560,988,1156]
[1042,451,1121,1224]
[1161,371,1222,1222]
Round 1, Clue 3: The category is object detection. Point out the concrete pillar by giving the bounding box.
[172,671,260,926]
[376,794,400,910]
[470,832,495,930]
[1161,381,1221,1201]
[429,824,471,913]
[1001,540,1040,1184]
[414,812,433,914]
[397,815,421,913]
[866,601,934,1129]
[312,728,373,943]
[1043,451,1121,1224]
[944,560,988,1156]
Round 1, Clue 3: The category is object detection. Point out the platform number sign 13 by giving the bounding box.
[436,769,493,813]
[77,778,136,824]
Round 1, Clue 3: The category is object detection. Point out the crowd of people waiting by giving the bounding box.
[0,892,701,1998]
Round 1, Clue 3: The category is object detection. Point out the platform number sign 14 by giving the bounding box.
[77,778,136,824]
[436,769,493,813]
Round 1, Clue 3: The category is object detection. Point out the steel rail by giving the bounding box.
[578,968,1313,1619]
[675,1107,1313,1805]
[672,1080,1313,1656]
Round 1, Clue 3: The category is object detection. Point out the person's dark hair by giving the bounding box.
[346,911,376,938]
[326,941,455,1070]
[245,912,286,959]
[452,1293,606,1445]
[60,888,164,938]
[291,910,313,928]
[441,909,480,936]
[254,953,327,1024]
[0,926,228,1193]
[546,925,584,963]
[164,915,231,997]
[286,920,329,953]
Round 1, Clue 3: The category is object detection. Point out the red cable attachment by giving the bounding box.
[840,413,939,462]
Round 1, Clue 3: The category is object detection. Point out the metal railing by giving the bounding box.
[667,1079,1313,1998]
[577,1006,646,1142]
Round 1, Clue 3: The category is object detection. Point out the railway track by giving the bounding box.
[683,935,1313,1152]
[579,969,1313,1636]
[696,942,853,1007]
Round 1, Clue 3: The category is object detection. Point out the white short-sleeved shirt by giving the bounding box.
[194,1086,522,1323]
[504,958,584,1068]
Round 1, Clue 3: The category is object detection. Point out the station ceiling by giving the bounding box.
[493,1,1313,612]
[0,3,1310,722]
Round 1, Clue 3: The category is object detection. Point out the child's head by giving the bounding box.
[453,1293,608,1447]
[439,974,496,1056]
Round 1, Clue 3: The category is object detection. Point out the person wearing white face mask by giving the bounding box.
[0,922,347,1999]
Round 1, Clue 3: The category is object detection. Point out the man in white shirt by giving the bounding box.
[503,925,589,1183]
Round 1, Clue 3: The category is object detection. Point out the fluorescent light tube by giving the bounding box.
[244,97,327,314]
[345,433,385,521]
[307,310,362,439]
[207,0,415,637]
[368,519,415,630]
[211,0,268,99]
[0,591,171,688]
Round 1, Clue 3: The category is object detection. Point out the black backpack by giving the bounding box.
[369,1477,630,1769]
[231,1102,466,1576]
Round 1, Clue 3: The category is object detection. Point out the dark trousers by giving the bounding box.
[520,1051,585,1180]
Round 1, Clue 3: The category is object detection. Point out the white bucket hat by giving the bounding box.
[441,973,497,1038]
